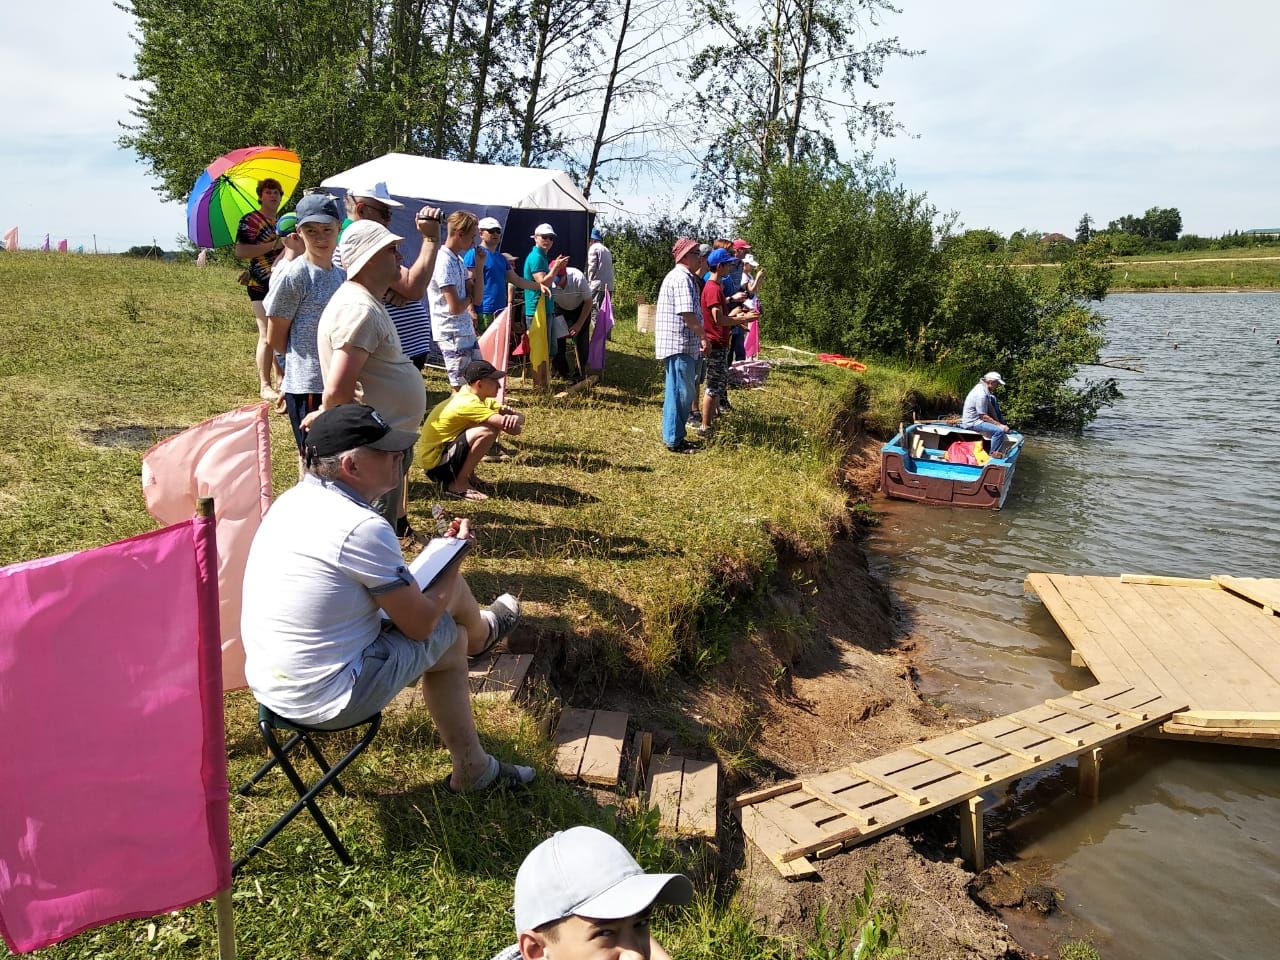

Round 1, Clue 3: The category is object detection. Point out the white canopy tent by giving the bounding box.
[321,153,596,266]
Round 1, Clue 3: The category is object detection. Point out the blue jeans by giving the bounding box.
[968,420,1008,456]
[730,326,747,363]
[662,353,697,448]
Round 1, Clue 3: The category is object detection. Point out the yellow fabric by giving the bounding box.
[416,390,502,469]
[974,443,990,465]
[529,295,549,367]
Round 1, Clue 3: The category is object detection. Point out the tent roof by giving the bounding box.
[321,153,595,213]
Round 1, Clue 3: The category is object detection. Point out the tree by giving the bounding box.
[686,0,918,204]
[1144,206,1182,242]
[1075,213,1093,244]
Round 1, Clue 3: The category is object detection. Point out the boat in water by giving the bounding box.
[880,421,1024,509]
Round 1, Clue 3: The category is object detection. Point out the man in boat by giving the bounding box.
[961,371,1010,455]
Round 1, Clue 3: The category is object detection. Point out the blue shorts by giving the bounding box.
[308,612,458,730]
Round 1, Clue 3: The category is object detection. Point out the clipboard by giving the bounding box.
[406,536,473,592]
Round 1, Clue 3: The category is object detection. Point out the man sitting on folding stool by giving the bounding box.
[240,403,533,793]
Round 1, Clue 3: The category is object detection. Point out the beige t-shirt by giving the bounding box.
[318,281,427,434]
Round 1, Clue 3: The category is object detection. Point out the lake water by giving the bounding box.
[866,293,1280,959]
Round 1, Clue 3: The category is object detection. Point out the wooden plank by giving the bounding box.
[477,653,533,698]
[1050,576,1158,691]
[1008,714,1088,747]
[627,731,653,796]
[646,755,684,832]
[779,821,869,863]
[1181,588,1280,687]
[1173,711,1280,729]
[959,796,985,872]
[552,708,594,780]
[754,796,845,854]
[1045,699,1123,730]
[676,759,718,838]
[845,763,929,806]
[1213,575,1280,611]
[1072,688,1150,720]
[1119,574,1216,587]
[1077,747,1102,801]
[960,728,1041,762]
[800,782,878,826]
[1026,574,1123,681]
[734,781,803,807]
[909,744,992,782]
[579,710,628,786]
[738,805,817,879]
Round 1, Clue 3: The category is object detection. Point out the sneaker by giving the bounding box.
[472,593,521,659]
[696,424,712,438]
[686,414,701,428]
[665,440,698,454]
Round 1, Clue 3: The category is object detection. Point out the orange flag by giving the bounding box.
[141,402,272,690]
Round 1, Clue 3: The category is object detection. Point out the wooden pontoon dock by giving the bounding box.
[1026,573,1280,748]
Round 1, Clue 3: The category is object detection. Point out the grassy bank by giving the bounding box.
[1109,246,1280,290]
[0,251,958,959]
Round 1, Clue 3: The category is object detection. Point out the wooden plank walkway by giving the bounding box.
[735,685,1183,878]
[553,708,628,786]
[1026,573,1280,747]
[468,653,534,700]
[646,755,718,838]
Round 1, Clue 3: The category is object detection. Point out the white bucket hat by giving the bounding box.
[337,219,403,277]
[532,222,557,238]
[348,182,403,208]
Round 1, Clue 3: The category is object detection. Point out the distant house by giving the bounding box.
[1243,227,1280,238]
[1043,232,1073,245]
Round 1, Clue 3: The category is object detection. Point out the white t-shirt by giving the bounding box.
[241,475,412,724]
[428,246,476,342]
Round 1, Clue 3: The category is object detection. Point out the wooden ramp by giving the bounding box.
[554,708,628,786]
[646,755,719,839]
[735,685,1183,878]
[468,653,534,701]
[1027,573,1280,748]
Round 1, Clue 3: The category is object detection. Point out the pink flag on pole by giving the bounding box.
[56,239,67,253]
[2,228,16,252]
[142,402,272,691]
[0,517,230,953]
[477,307,511,404]
[39,234,49,252]
[744,317,760,359]
[587,288,614,370]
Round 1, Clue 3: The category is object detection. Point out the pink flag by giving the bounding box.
[744,317,760,359]
[587,289,614,370]
[477,307,511,404]
[39,234,49,253]
[56,239,67,253]
[142,403,272,691]
[0,517,230,953]
[2,228,16,252]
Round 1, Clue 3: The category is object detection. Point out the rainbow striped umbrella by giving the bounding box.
[185,146,300,248]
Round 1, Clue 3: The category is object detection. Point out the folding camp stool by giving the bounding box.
[233,704,381,873]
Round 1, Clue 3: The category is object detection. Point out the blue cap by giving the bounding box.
[295,193,342,226]
[707,248,739,268]
[591,227,603,240]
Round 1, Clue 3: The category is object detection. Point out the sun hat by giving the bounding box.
[707,248,739,269]
[513,826,693,933]
[983,371,1006,385]
[731,238,752,252]
[348,182,403,208]
[478,216,503,231]
[304,404,419,464]
[337,219,403,277]
[294,193,342,227]
[671,237,699,262]
[463,359,506,383]
[532,222,558,238]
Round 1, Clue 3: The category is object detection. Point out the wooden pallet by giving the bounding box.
[1027,572,1280,747]
[646,754,718,839]
[554,708,628,786]
[468,653,534,701]
[735,685,1183,878]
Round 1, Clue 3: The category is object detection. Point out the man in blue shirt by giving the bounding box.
[464,217,546,334]
[961,371,1010,455]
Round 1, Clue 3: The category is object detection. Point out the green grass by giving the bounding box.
[0,251,944,959]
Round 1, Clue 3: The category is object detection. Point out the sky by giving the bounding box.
[3,1,1278,250]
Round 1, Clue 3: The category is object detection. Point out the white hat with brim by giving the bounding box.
[513,826,693,933]
[348,182,404,208]
[478,216,503,231]
[532,222,557,238]
[983,371,1006,385]
[337,220,403,277]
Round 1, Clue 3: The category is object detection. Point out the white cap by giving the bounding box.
[336,219,403,277]
[513,826,693,933]
[984,371,1006,385]
[348,182,403,208]
[532,222,557,238]
[478,216,503,231]
[743,253,759,267]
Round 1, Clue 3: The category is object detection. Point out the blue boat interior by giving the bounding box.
[882,422,1022,476]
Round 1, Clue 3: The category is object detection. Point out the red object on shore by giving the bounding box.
[817,353,867,372]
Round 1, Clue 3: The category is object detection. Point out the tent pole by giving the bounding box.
[215,887,236,959]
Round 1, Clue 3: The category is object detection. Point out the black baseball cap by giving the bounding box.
[304,404,419,462]
[463,359,506,383]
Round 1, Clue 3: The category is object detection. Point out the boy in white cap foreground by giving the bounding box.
[490,826,693,960]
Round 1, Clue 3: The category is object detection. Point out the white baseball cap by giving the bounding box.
[336,219,403,277]
[348,182,403,208]
[983,371,1006,385]
[513,826,693,933]
[532,222,557,238]
[478,216,503,231]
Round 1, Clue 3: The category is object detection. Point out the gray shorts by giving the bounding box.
[369,443,414,528]
[309,611,458,730]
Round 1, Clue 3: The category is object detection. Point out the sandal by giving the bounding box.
[444,487,488,502]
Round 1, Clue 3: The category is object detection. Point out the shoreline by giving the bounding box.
[1108,285,1280,294]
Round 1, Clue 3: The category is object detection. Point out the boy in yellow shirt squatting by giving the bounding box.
[417,360,525,502]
